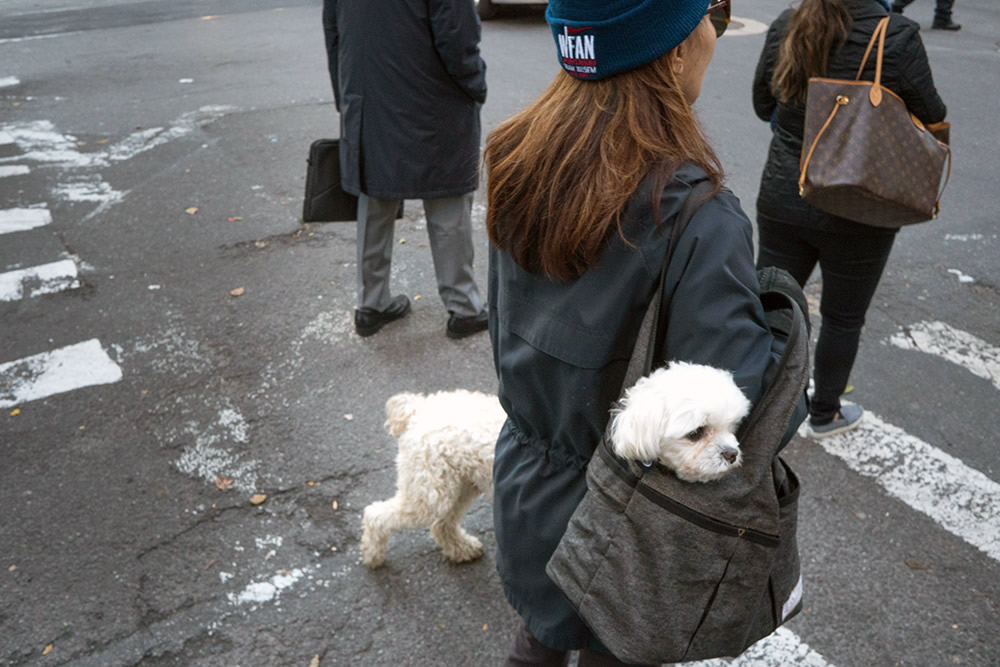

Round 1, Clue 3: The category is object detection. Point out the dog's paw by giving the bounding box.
[442,535,484,563]
[360,524,388,569]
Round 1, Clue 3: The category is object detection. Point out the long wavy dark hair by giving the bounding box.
[772,0,853,104]
[484,52,723,282]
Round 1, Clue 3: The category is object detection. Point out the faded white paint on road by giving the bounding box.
[0,76,19,88]
[227,568,305,606]
[0,165,30,178]
[0,258,79,301]
[0,106,236,204]
[0,207,51,234]
[687,627,833,666]
[803,414,1000,563]
[0,339,123,408]
[888,320,999,392]
[173,405,260,493]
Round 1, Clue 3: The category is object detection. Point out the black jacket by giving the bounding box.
[322,0,487,199]
[752,0,946,233]
[488,164,793,648]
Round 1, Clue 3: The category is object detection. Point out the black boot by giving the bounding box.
[932,19,961,29]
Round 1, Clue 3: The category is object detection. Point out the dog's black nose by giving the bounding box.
[721,449,738,464]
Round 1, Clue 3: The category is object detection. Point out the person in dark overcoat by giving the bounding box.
[752,0,946,436]
[322,0,490,338]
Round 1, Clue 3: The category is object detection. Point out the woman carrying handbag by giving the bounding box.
[752,0,947,437]
[485,0,807,663]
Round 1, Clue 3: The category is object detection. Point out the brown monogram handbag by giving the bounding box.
[798,17,951,228]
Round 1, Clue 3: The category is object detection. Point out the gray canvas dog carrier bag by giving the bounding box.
[545,184,810,664]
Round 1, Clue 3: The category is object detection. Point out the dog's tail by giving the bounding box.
[384,392,423,438]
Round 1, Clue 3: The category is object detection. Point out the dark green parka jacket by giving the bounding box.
[488,164,796,649]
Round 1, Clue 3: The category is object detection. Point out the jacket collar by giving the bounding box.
[844,0,891,21]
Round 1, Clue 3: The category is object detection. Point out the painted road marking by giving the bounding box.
[0,259,80,301]
[0,131,15,145]
[0,76,19,88]
[803,414,1000,564]
[0,339,123,408]
[889,321,1000,392]
[0,165,30,178]
[687,627,833,666]
[0,207,52,234]
[725,16,769,36]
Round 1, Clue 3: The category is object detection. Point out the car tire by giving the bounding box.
[477,0,497,20]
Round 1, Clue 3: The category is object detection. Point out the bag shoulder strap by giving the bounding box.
[855,16,890,83]
[620,179,715,394]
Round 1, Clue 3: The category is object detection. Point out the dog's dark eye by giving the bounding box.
[685,426,705,441]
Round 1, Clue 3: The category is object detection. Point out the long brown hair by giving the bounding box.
[772,0,853,104]
[484,53,723,282]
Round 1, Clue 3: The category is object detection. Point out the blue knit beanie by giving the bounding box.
[546,0,709,80]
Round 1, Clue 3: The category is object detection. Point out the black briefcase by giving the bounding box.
[302,139,404,222]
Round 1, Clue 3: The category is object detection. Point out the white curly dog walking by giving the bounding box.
[360,390,506,568]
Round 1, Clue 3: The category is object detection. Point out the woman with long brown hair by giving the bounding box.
[485,0,802,663]
[753,0,946,437]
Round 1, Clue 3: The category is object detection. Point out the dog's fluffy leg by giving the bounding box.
[429,483,484,564]
[361,496,418,568]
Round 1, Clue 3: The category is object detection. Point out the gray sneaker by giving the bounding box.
[809,403,864,438]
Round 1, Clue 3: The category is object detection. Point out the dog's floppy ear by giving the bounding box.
[607,383,664,463]
[384,393,422,437]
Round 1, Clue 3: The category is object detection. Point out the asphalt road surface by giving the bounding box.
[1,0,998,665]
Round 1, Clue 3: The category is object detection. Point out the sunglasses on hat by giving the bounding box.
[707,0,731,37]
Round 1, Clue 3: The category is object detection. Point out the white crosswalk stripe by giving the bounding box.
[0,165,30,178]
[689,628,833,666]
[0,206,52,234]
[802,413,1000,563]
[888,320,1000,392]
[0,339,123,408]
[0,258,80,301]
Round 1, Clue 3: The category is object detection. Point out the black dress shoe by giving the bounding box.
[446,309,489,339]
[355,295,411,337]
[932,20,961,30]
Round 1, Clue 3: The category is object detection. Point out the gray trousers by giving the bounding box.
[356,192,484,317]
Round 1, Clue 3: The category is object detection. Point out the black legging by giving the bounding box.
[756,219,897,425]
[892,0,955,23]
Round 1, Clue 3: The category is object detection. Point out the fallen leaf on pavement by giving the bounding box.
[185,207,198,215]
[306,481,318,487]
[8,565,16,572]
[254,240,269,248]
[215,474,234,491]
[309,655,321,667]
[332,500,338,510]
[250,494,267,505]
[42,644,53,655]
[9,408,20,417]
[230,287,245,297]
